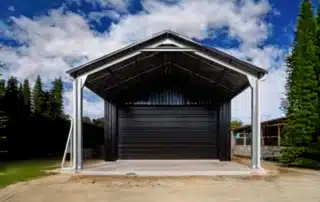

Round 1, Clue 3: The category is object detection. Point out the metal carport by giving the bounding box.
[64,30,267,172]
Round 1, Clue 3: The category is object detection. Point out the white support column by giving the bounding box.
[248,76,262,170]
[72,79,78,171]
[72,76,86,171]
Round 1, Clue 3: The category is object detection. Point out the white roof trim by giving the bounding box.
[140,48,195,52]
[78,36,258,81]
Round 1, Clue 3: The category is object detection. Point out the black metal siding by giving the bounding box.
[218,101,231,161]
[104,89,232,161]
[125,90,217,105]
[104,101,118,161]
[118,106,218,159]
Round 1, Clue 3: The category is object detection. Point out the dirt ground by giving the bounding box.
[1,169,320,202]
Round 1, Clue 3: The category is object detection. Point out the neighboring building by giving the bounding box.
[66,30,267,171]
[233,117,286,146]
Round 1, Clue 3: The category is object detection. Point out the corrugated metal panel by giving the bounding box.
[104,101,118,161]
[118,106,218,159]
[126,90,215,105]
[218,101,231,161]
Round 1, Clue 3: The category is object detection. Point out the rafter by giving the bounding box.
[87,52,160,83]
[170,62,235,92]
[103,62,170,92]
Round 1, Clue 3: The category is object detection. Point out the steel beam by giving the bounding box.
[72,79,78,171]
[171,62,234,92]
[87,52,159,83]
[104,62,169,91]
[72,76,86,171]
[248,76,262,169]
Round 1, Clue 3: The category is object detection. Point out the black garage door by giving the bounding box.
[118,106,218,159]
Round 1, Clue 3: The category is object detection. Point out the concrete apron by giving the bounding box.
[60,160,267,177]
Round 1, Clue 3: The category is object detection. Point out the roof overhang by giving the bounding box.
[66,30,268,102]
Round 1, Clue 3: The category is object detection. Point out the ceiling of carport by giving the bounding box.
[85,50,249,102]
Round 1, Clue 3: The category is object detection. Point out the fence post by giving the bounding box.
[244,131,246,146]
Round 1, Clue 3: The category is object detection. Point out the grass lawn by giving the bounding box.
[0,159,60,188]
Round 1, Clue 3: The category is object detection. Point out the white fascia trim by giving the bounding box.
[77,38,185,78]
[194,51,258,78]
[79,75,87,87]
[140,48,195,52]
[79,51,142,78]
[76,36,258,80]
[154,38,259,78]
[149,38,186,48]
[247,75,258,88]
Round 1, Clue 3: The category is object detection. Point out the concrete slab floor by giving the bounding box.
[74,160,260,176]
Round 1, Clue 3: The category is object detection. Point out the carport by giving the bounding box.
[64,30,267,174]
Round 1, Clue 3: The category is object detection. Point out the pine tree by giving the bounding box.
[315,2,320,95]
[18,83,24,117]
[22,79,31,117]
[0,79,5,112]
[4,77,19,117]
[43,91,51,118]
[0,79,5,97]
[0,79,6,128]
[49,77,64,119]
[32,75,46,116]
[281,0,320,167]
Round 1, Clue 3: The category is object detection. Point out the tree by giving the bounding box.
[18,83,24,117]
[92,118,104,127]
[4,77,19,117]
[231,120,243,130]
[0,79,7,128]
[83,116,91,123]
[0,79,5,112]
[49,77,64,119]
[32,75,46,116]
[22,79,31,117]
[0,80,5,97]
[281,0,320,167]
[0,63,8,129]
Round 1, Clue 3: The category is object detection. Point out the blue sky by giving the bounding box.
[0,0,314,122]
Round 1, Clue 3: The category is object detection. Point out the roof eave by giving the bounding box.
[66,30,268,78]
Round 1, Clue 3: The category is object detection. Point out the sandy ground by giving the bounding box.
[1,170,320,202]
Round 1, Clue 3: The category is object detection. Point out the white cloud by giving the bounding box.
[87,10,121,23]
[0,0,287,121]
[8,6,15,12]
[231,67,287,124]
[68,0,131,12]
[64,88,104,119]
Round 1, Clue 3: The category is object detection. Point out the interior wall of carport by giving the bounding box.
[103,100,231,162]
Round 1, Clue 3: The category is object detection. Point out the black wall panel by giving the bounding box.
[104,90,232,161]
[218,101,231,161]
[117,106,218,159]
[104,101,118,161]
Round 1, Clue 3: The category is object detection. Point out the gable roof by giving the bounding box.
[66,30,268,78]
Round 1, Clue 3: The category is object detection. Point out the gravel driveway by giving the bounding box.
[1,172,320,202]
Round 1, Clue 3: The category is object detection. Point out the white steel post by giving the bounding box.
[72,76,85,171]
[72,79,78,171]
[248,76,262,169]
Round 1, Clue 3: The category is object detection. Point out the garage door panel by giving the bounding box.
[120,124,216,129]
[119,130,217,136]
[119,117,216,122]
[118,106,218,159]
[119,150,217,159]
[119,131,216,138]
[119,108,217,116]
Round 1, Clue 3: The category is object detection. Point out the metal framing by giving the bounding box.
[72,76,86,171]
[67,31,265,172]
[248,76,261,169]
